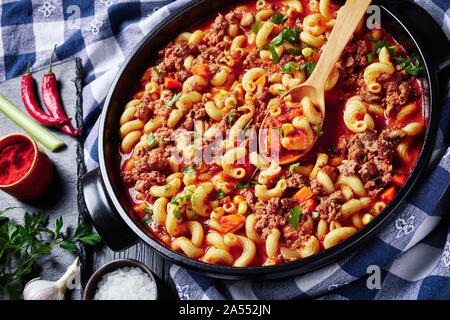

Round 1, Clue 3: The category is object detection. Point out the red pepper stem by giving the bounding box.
[46,44,57,75]
[24,62,31,76]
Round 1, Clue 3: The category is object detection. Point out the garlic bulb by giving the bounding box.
[23,257,79,300]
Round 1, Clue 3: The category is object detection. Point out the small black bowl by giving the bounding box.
[83,258,158,300]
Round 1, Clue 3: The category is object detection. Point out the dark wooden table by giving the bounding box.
[0,58,179,300]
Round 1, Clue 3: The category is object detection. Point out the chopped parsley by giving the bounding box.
[216,189,225,200]
[236,168,259,189]
[282,60,317,78]
[251,19,262,35]
[162,92,182,108]
[227,109,237,127]
[301,61,317,78]
[191,214,200,220]
[302,43,315,50]
[367,34,398,61]
[243,119,254,133]
[142,214,153,227]
[164,184,170,192]
[182,165,198,174]
[289,206,303,230]
[259,26,302,64]
[269,47,280,64]
[143,207,153,216]
[172,208,181,218]
[147,133,160,149]
[287,48,302,56]
[393,57,423,76]
[190,132,202,145]
[316,124,323,137]
[191,132,202,139]
[278,89,287,95]
[152,67,161,77]
[312,211,319,219]
[269,11,288,25]
[282,61,299,74]
[367,52,377,63]
[289,162,301,173]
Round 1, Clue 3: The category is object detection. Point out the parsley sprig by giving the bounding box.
[162,92,182,108]
[367,34,397,63]
[282,60,317,78]
[236,168,259,189]
[259,26,302,64]
[0,208,101,299]
[147,133,160,149]
[289,206,303,230]
[269,11,288,25]
[393,57,423,76]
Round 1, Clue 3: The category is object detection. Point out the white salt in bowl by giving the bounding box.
[83,258,158,300]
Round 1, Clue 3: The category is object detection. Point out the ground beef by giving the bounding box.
[153,103,172,123]
[174,69,192,84]
[398,81,417,105]
[242,51,272,70]
[158,41,192,73]
[337,40,369,87]
[194,40,230,65]
[254,196,310,245]
[359,69,418,108]
[207,14,229,46]
[133,147,172,175]
[337,159,359,176]
[179,102,207,131]
[316,190,346,223]
[153,127,174,144]
[134,171,166,193]
[245,191,257,213]
[359,84,382,104]
[254,84,270,106]
[283,171,308,189]
[310,179,327,197]
[336,128,405,194]
[254,197,287,240]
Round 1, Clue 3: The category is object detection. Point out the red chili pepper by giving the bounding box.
[21,62,70,126]
[42,45,80,136]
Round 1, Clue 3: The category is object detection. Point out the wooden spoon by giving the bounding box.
[259,0,372,165]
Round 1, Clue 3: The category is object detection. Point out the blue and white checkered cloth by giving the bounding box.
[0,0,448,300]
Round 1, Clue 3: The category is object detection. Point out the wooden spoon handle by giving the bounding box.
[307,0,372,90]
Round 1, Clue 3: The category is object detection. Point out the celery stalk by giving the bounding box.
[0,93,65,151]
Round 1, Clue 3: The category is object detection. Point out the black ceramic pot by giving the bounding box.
[82,0,449,280]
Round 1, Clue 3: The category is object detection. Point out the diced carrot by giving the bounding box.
[267,128,281,155]
[380,186,396,203]
[329,156,344,167]
[392,174,407,187]
[302,198,317,212]
[255,74,267,87]
[293,186,314,204]
[164,77,182,89]
[219,215,245,233]
[190,64,210,78]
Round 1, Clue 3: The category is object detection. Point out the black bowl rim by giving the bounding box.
[83,258,158,300]
[97,0,440,279]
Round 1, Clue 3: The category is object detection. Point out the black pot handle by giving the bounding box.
[381,0,450,76]
[81,168,138,251]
